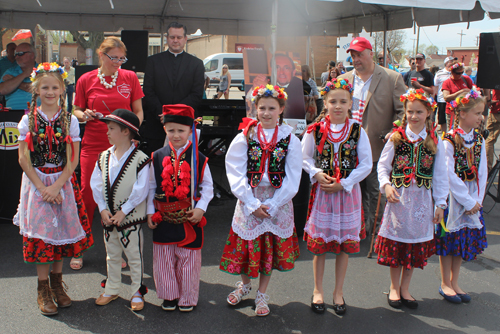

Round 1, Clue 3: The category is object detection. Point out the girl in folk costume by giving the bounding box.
[220,85,302,317]
[375,88,448,309]
[14,63,93,316]
[302,78,373,315]
[436,87,487,304]
[147,104,213,312]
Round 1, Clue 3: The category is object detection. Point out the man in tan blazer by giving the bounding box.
[339,37,406,235]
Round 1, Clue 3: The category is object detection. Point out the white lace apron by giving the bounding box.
[13,169,85,245]
[378,184,435,243]
[232,185,294,240]
[305,183,362,243]
[447,180,483,233]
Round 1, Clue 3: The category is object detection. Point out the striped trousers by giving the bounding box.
[153,244,202,307]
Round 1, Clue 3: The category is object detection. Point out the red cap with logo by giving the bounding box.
[346,37,372,53]
[162,104,195,126]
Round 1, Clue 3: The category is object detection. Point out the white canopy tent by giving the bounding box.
[1,0,499,36]
[1,0,499,82]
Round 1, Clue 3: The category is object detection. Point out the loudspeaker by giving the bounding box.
[477,32,500,89]
[121,30,149,73]
[75,65,99,85]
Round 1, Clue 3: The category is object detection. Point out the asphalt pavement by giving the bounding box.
[0,138,499,334]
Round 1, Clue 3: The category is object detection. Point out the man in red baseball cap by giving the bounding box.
[339,37,406,274]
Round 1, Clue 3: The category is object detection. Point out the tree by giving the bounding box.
[425,45,438,55]
[69,31,104,65]
[372,30,407,63]
[417,43,427,54]
[0,28,13,52]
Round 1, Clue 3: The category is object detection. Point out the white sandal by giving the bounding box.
[227,281,251,306]
[255,290,270,316]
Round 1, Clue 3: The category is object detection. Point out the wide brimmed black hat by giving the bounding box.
[100,109,140,139]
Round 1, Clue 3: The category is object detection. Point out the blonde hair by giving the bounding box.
[453,94,486,151]
[246,96,285,141]
[315,87,352,123]
[301,65,312,78]
[26,72,72,167]
[391,99,437,154]
[98,37,127,64]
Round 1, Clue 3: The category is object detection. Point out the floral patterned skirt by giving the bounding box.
[22,167,94,264]
[219,227,300,278]
[435,209,487,261]
[304,182,366,255]
[375,236,435,270]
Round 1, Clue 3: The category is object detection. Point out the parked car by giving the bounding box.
[204,53,244,90]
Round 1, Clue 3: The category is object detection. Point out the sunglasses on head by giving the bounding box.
[14,51,31,57]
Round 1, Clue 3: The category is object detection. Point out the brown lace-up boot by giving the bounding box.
[37,279,58,316]
[49,272,72,308]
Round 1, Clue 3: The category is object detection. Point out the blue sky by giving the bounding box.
[402,16,500,54]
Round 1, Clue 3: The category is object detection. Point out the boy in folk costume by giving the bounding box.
[91,109,151,311]
[147,104,213,312]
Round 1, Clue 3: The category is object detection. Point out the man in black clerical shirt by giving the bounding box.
[142,22,204,155]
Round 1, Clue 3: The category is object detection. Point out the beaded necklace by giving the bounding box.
[256,123,279,173]
[97,68,118,89]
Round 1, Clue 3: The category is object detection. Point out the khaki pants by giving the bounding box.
[485,113,500,170]
[103,224,144,298]
[360,161,385,235]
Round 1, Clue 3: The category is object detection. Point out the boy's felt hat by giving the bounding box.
[101,109,140,139]
[162,104,194,126]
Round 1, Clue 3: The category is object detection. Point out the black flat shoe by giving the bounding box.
[387,293,402,309]
[400,295,418,309]
[311,296,325,314]
[161,299,178,311]
[333,297,346,315]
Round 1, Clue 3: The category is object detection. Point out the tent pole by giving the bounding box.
[271,0,277,86]
[383,14,387,67]
[306,35,310,66]
[160,19,164,52]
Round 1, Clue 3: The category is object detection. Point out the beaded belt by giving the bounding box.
[154,199,191,224]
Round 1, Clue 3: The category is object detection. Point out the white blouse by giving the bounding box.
[18,109,81,168]
[146,141,214,214]
[90,144,150,215]
[378,125,449,207]
[301,119,373,193]
[225,124,302,218]
[444,127,487,232]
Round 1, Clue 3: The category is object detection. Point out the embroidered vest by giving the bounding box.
[313,122,360,178]
[247,134,290,188]
[443,132,482,181]
[30,111,71,167]
[152,144,208,249]
[98,146,150,231]
[391,134,436,190]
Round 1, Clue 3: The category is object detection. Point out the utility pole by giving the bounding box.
[415,26,420,55]
[475,35,480,46]
[458,30,466,47]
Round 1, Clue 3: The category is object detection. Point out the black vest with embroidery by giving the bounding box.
[152,144,208,249]
[98,146,151,232]
[30,111,71,167]
[443,131,482,181]
[391,132,436,190]
[313,122,361,178]
[247,134,290,188]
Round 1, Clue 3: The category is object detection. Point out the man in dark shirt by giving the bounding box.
[405,53,434,95]
[142,22,204,155]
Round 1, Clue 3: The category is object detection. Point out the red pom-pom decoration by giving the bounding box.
[151,211,163,224]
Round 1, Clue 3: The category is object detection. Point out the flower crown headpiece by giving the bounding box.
[451,62,465,70]
[320,78,353,96]
[31,62,68,82]
[400,88,437,111]
[449,85,482,112]
[251,84,287,102]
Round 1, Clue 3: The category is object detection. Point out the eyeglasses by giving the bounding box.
[14,51,32,57]
[455,71,464,75]
[104,53,128,64]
